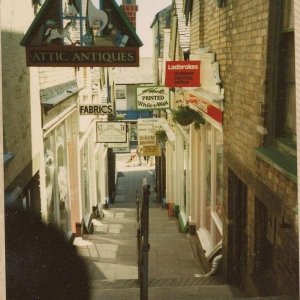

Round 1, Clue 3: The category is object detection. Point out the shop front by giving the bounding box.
[182,50,224,257]
[166,91,223,251]
[79,118,109,226]
[186,90,223,258]
[190,117,223,256]
[43,101,79,235]
[173,123,190,231]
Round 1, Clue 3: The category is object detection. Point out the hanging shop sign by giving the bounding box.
[130,124,138,142]
[115,85,127,110]
[112,147,130,153]
[25,47,139,67]
[137,118,162,146]
[20,0,142,67]
[79,104,113,115]
[106,134,130,148]
[165,61,201,87]
[136,86,170,110]
[140,145,161,157]
[96,122,127,143]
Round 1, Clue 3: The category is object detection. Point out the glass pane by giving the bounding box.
[62,0,87,45]
[81,142,89,215]
[216,130,223,219]
[279,31,296,139]
[44,135,55,224]
[206,124,211,232]
[56,124,69,232]
[282,0,294,31]
[213,222,222,244]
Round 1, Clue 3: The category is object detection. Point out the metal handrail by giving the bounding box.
[136,179,150,300]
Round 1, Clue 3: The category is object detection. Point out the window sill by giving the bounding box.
[255,146,297,183]
[275,137,296,156]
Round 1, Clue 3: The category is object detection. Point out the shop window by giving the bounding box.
[81,144,88,213]
[44,136,56,224]
[183,0,193,25]
[216,130,223,219]
[257,0,296,180]
[206,125,212,232]
[267,0,295,150]
[276,0,295,144]
[44,123,70,231]
[203,124,223,244]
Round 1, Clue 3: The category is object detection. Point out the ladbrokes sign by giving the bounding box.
[165,61,201,87]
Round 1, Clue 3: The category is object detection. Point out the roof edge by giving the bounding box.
[109,0,143,47]
[20,0,143,47]
[20,0,52,46]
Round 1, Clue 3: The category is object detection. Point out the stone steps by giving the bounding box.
[89,282,297,300]
[91,275,225,290]
[89,276,241,300]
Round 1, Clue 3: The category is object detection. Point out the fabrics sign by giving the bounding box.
[79,104,113,115]
[165,61,201,87]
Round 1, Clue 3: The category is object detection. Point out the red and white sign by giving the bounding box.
[165,61,201,87]
[186,93,223,124]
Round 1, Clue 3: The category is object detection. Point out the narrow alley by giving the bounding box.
[1,1,300,299]
[74,154,242,300]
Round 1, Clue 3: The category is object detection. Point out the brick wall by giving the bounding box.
[189,0,298,296]
[255,157,298,294]
[120,4,138,28]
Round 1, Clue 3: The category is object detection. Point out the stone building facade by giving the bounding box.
[150,4,172,85]
[2,0,43,214]
[2,0,112,236]
[185,0,298,296]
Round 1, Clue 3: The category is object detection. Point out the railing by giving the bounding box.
[137,179,150,300]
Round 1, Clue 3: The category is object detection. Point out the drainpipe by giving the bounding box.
[205,254,222,277]
[154,13,161,199]
[153,13,160,86]
[157,15,161,63]
[0,4,6,296]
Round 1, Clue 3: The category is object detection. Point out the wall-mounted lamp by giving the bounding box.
[216,0,225,8]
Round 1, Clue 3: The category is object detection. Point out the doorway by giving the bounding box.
[227,169,248,289]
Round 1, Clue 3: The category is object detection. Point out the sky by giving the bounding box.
[115,0,173,57]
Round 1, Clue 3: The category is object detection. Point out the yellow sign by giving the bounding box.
[141,145,161,157]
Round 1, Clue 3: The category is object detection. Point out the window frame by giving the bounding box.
[265,0,296,153]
